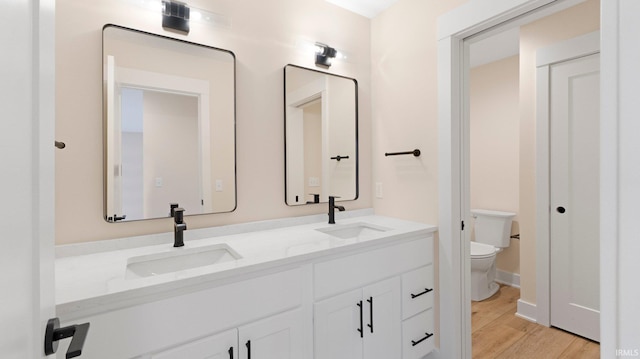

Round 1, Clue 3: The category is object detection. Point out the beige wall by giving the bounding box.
[518,0,600,303]
[56,0,372,244]
[371,0,467,224]
[371,0,468,349]
[470,55,520,275]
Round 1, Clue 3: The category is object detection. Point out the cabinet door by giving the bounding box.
[363,277,401,359]
[314,288,364,359]
[237,308,304,359]
[151,328,237,359]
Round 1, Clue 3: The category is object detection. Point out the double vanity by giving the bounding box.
[73,23,436,359]
[56,210,437,359]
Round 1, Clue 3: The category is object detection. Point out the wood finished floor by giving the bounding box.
[471,285,600,358]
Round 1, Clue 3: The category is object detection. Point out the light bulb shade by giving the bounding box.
[315,43,337,68]
[162,1,190,34]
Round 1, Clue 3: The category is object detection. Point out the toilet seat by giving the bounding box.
[470,241,496,259]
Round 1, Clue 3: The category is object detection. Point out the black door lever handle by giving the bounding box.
[44,317,90,358]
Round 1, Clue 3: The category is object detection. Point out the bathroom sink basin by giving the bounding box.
[315,222,391,239]
[125,243,241,279]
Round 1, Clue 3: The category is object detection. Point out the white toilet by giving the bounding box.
[470,209,515,301]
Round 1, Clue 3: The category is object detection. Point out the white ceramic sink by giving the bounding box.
[315,222,391,239]
[125,243,241,279]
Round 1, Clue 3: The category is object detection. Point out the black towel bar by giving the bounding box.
[385,149,421,157]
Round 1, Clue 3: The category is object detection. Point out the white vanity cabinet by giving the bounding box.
[151,308,304,359]
[150,328,237,359]
[56,215,437,359]
[313,235,434,359]
[61,267,311,359]
[237,308,305,359]
[401,265,436,358]
[314,277,401,359]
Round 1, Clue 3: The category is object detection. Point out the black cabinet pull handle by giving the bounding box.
[44,317,90,358]
[246,340,251,359]
[229,346,233,359]
[557,206,566,214]
[411,332,434,346]
[367,297,374,333]
[411,288,433,299]
[357,300,363,338]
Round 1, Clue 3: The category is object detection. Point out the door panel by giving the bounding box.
[550,53,600,342]
[314,289,363,359]
[238,309,304,359]
[363,277,401,359]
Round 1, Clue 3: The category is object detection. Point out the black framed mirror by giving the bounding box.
[284,64,358,206]
[103,25,236,222]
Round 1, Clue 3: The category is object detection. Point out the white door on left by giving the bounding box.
[0,0,56,358]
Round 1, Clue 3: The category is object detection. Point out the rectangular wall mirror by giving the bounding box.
[284,64,358,206]
[103,25,236,222]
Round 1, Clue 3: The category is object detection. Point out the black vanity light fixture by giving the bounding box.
[162,0,190,34]
[315,42,338,68]
[125,0,231,29]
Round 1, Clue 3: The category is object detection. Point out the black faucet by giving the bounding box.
[328,196,345,224]
[173,208,187,247]
[169,203,179,217]
[306,193,320,204]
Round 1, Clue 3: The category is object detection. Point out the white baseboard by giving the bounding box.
[495,269,520,288]
[516,299,537,323]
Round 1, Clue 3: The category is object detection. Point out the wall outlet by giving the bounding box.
[215,179,223,192]
[155,177,163,188]
[375,182,383,198]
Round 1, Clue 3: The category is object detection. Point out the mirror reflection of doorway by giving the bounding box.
[302,99,323,203]
[119,88,202,220]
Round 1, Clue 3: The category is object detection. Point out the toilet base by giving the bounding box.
[471,280,499,301]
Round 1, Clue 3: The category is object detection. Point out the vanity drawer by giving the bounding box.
[402,309,435,359]
[402,265,434,319]
[314,236,432,300]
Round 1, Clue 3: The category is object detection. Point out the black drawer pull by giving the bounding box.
[246,340,251,359]
[357,301,363,338]
[411,288,433,299]
[367,297,374,333]
[411,332,434,346]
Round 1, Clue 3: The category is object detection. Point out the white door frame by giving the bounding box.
[534,31,600,327]
[112,66,213,214]
[436,0,591,357]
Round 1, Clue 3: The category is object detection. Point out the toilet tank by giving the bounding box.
[471,209,515,248]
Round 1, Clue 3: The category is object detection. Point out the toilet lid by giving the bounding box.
[470,241,496,258]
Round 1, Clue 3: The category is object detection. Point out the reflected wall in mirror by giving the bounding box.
[103,25,236,222]
[284,65,358,206]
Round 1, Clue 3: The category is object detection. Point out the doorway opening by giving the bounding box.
[465,2,600,355]
[437,0,601,357]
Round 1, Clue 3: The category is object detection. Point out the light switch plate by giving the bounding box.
[376,182,383,198]
[215,179,223,192]
[309,177,320,187]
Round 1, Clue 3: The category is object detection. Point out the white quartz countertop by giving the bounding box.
[55,210,436,319]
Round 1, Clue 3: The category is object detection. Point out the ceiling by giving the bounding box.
[325,0,520,67]
[325,0,399,18]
